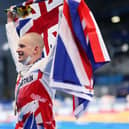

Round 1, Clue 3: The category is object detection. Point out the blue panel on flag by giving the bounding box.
[23,114,37,129]
[16,18,31,36]
[78,97,89,108]
[53,36,81,85]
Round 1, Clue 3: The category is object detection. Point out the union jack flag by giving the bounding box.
[15,0,46,7]
[47,0,110,118]
[13,0,63,56]
[23,113,38,129]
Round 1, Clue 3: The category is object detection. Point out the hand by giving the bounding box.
[6,6,16,23]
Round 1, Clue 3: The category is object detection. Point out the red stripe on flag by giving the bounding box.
[73,96,75,112]
[78,0,105,62]
[88,32,105,62]
[44,31,49,55]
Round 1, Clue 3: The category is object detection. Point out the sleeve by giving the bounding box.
[5,22,23,72]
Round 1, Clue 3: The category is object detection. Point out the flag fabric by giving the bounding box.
[48,0,110,118]
[23,113,38,129]
[15,0,46,7]
[14,0,63,56]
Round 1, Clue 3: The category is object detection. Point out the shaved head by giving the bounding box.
[19,32,44,51]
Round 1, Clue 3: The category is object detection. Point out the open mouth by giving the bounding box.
[18,51,24,56]
[17,52,24,60]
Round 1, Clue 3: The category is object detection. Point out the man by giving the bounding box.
[6,10,55,129]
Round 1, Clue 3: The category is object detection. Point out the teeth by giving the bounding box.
[18,52,24,56]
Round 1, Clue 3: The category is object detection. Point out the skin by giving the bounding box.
[7,6,17,23]
[16,32,44,65]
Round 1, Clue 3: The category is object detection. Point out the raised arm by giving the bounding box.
[5,9,23,72]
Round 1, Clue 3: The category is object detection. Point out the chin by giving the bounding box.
[18,59,24,63]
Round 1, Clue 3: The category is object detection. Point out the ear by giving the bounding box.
[33,46,39,55]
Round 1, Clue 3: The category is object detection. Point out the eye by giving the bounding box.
[19,44,25,48]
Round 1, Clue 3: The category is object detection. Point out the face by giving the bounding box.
[16,40,34,64]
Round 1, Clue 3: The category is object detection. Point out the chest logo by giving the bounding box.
[20,75,34,86]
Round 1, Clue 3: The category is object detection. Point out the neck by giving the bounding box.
[22,56,32,65]
[29,56,42,65]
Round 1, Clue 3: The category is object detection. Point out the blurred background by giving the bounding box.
[0,0,129,129]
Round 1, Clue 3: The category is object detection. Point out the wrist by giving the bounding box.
[7,18,14,23]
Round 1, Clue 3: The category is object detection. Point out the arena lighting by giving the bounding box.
[121,43,129,52]
[2,43,9,51]
[111,16,120,23]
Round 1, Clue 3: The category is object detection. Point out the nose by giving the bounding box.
[16,47,21,53]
